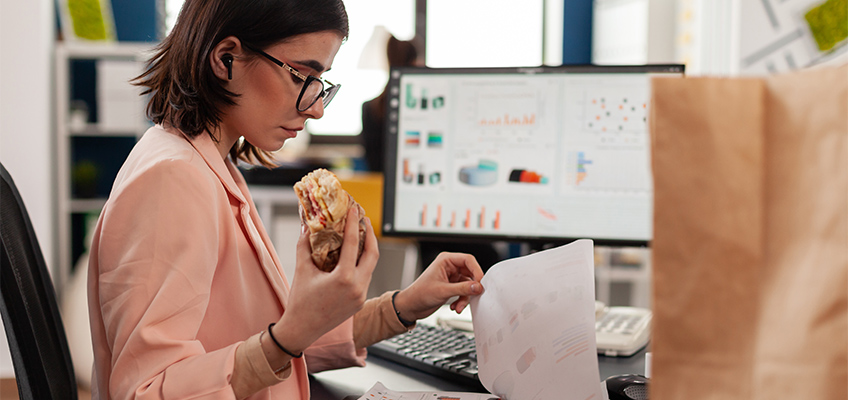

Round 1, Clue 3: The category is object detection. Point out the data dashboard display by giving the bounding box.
[381,65,684,245]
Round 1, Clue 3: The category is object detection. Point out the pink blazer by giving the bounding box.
[88,125,366,400]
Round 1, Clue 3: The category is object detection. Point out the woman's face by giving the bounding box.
[220,31,343,153]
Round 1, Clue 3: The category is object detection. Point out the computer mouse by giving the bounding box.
[604,374,649,400]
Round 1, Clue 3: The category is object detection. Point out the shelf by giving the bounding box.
[56,41,155,60]
[595,265,649,281]
[69,123,141,137]
[69,198,108,213]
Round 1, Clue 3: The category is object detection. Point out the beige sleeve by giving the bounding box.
[231,292,411,398]
[353,291,416,349]
[230,332,292,399]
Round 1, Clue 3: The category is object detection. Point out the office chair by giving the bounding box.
[0,162,78,399]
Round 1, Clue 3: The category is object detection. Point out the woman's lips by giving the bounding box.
[281,127,302,138]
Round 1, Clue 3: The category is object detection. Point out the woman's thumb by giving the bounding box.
[467,281,484,295]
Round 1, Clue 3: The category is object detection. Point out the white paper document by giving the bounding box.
[470,239,602,400]
[359,240,601,400]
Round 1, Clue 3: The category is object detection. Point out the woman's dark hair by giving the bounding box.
[134,0,349,167]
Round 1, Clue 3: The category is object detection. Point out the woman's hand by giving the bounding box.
[273,207,379,353]
[393,252,485,323]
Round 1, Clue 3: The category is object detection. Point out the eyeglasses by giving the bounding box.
[242,42,340,112]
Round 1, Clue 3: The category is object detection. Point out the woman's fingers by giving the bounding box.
[295,230,314,266]
[336,206,362,270]
[357,217,380,274]
[437,252,485,282]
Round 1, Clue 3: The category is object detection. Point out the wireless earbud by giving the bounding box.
[222,54,234,80]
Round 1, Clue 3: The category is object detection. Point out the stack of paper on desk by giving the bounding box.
[360,239,603,400]
[358,382,500,400]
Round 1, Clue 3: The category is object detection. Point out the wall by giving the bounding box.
[0,0,55,378]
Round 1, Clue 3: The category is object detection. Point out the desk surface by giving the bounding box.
[310,348,648,399]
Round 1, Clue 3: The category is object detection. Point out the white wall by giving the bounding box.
[591,0,677,65]
[0,0,55,378]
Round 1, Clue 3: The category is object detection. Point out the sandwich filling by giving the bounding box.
[294,168,348,232]
[301,178,329,227]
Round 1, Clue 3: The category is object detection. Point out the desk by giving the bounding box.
[309,349,648,399]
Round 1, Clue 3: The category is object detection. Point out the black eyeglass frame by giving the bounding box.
[242,42,340,112]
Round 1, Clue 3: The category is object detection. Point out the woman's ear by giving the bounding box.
[211,36,243,81]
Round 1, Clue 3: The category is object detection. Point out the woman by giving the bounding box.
[87,1,485,399]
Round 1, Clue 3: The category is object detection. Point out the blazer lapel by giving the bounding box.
[230,162,292,301]
[181,129,290,308]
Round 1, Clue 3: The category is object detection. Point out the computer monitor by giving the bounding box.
[381,64,684,247]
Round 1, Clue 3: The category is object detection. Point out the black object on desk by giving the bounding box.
[604,374,649,400]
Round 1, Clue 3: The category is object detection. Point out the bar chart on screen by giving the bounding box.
[565,149,650,192]
[416,203,503,232]
[455,83,557,148]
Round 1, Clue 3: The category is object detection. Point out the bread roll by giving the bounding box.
[293,169,366,272]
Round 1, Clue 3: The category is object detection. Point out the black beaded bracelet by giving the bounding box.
[391,290,416,327]
[267,323,303,358]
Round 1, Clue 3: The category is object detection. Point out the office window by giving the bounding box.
[164,0,181,37]
[426,0,545,68]
[306,1,416,136]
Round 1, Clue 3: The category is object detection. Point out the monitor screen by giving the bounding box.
[381,64,684,246]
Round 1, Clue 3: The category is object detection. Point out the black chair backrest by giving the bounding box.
[0,162,78,399]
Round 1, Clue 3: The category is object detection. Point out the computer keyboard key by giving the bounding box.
[460,365,478,377]
[424,350,455,360]
[451,364,469,372]
[445,347,475,357]
[378,341,405,352]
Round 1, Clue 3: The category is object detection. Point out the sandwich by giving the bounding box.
[293,168,366,272]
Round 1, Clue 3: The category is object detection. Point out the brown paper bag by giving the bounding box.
[649,65,847,400]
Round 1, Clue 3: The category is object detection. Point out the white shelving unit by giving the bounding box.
[594,246,652,309]
[54,42,154,291]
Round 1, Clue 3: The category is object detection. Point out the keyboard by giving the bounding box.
[595,306,651,357]
[367,323,485,390]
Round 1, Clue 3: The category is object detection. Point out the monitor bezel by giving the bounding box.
[381,63,685,247]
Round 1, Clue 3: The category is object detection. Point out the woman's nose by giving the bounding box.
[301,98,325,120]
